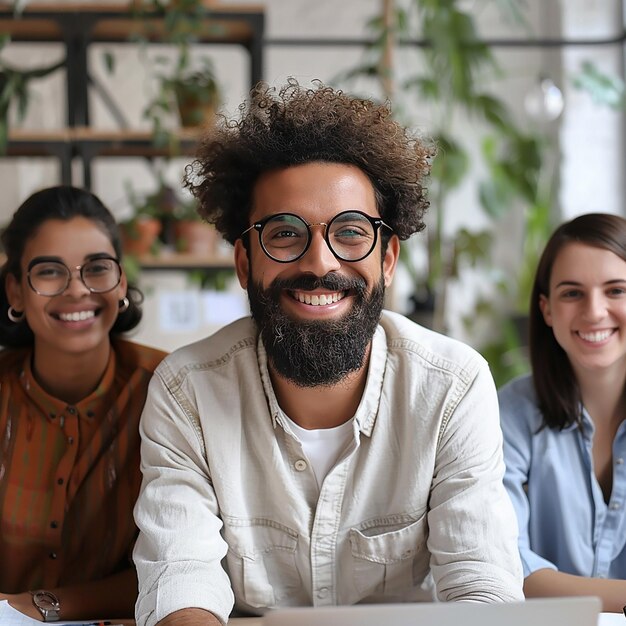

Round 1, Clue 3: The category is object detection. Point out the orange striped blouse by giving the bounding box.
[0,339,166,592]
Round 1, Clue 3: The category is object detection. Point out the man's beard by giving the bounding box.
[247,272,385,388]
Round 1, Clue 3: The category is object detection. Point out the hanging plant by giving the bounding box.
[0,35,66,153]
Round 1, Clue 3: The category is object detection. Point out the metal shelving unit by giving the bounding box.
[0,2,265,188]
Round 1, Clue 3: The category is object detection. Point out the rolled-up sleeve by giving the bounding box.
[133,366,234,626]
[428,361,524,602]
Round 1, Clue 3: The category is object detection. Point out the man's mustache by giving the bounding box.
[267,274,367,295]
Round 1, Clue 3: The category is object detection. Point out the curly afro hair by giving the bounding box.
[184,79,434,245]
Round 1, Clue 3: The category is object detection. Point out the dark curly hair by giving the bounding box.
[184,79,434,245]
[0,185,143,348]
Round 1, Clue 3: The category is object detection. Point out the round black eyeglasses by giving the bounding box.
[27,257,122,297]
[240,210,393,263]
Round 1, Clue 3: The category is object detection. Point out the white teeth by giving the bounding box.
[59,310,95,322]
[578,329,612,343]
[293,291,345,306]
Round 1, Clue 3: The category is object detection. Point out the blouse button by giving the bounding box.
[294,459,307,472]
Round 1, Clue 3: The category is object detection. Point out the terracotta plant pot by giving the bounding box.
[174,220,217,255]
[174,88,217,128]
[120,217,162,256]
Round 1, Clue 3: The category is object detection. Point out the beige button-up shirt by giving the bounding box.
[134,311,523,626]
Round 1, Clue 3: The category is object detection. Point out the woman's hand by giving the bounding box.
[525,568,626,613]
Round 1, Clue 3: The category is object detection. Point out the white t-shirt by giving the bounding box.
[283,414,355,489]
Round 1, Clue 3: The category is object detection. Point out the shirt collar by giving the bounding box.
[19,348,117,423]
[578,405,595,438]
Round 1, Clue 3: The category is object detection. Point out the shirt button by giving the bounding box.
[49,552,57,559]
[50,521,58,529]
[67,436,74,445]
[617,458,624,465]
[317,587,329,599]
[294,459,307,472]
[611,502,621,510]
[57,477,64,485]
[67,406,76,414]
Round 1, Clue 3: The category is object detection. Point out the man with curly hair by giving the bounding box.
[133,80,523,626]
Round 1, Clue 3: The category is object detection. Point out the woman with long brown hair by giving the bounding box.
[500,212,626,612]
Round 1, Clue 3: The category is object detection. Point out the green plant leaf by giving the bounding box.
[572,59,625,110]
[402,75,440,100]
[449,228,492,277]
[102,51,116,74]
[431,134,469,189]
[478,177,512,219]
[470,93,512,129]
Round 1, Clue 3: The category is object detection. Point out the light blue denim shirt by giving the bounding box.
[134,312,522,626]
[499,374,626,580]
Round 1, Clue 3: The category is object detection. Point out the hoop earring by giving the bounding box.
[118,297,130,313]
[7,306,24,323]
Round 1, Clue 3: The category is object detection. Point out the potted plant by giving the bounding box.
[119,181,167,256]
[129,0,222,143]
[121,178,218,257]
[173,196,218,256]
[169,57,220,128]
[143,55,221,142]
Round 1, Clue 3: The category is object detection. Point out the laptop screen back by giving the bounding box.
[262,597,601,626]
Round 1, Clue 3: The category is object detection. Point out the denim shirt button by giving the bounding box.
[294,459,307,472]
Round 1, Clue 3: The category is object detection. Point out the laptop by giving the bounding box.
[262,597,601,626]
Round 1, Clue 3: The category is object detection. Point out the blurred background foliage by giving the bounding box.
[336,0,563,386]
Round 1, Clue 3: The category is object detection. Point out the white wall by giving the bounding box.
[560,0,625,218]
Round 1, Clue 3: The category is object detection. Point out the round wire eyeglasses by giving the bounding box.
[27,256,122,297]
[240,210,393,263]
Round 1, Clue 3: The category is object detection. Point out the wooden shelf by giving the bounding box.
[0,3,265,45]
[136,252,234,271]
[6,128,205,158]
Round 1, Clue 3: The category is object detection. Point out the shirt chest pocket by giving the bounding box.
[349,514,429,598]
[224,520,301,608]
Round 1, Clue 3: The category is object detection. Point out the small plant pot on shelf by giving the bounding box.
[169,57,221,128]
[174,84,217,128]
[119,217,162,256]
[175,220,217,255]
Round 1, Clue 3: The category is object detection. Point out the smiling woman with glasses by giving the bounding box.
[27,256,122,296]
[0,186,167,622]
